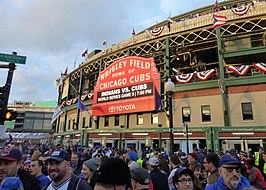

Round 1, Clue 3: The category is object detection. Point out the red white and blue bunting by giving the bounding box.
[231,4,251,16]
[253,62,266,74]
[60,92,93,108]
[175,73,195,84]
[196,69,216,81]
[149,26,164,36]
[227,65,251,76]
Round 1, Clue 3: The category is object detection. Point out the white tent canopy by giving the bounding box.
[6,133,50,139]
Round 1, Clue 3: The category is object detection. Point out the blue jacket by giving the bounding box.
[205,176,254,190]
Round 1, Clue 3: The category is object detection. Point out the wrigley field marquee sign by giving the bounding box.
[92,56,160,116]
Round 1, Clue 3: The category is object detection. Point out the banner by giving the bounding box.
[92,56,160,116]
[51,106,63,124]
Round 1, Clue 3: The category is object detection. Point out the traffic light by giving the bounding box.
[5,110,17,121]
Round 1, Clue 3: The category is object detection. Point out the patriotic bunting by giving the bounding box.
[175,73,195,84]
[227,65,251,76]
[253,62,266,74]
[149,26,164,36]
[196,69,216,81]
[231,4,251,16]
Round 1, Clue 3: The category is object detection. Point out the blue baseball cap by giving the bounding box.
[219,155,240,167]
[46,150,70,162]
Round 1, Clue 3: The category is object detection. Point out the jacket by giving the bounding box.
[18,168,41,190]
[43,174,92,190]
[205,176,255,190]
[150,168,169,190]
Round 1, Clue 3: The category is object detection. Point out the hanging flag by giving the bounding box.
[167,17,174,32]
[214,0,220,12]
[213,14,227,29]
[82,49,88,57]
[101,40,107,45]
[54,77,63,89]
[63,67,68,75]
[132,28,136,36]
[73,60,76,69]
[77,99,88,111]
[51,106,63,124]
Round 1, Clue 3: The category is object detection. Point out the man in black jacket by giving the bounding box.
[44,150,91,190]
[0,148,41,190]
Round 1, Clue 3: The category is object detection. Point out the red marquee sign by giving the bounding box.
[92,56,160,116]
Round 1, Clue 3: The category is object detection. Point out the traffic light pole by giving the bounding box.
[0,55,16,124]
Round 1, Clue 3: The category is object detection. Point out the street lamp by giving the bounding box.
[165,78,174,155]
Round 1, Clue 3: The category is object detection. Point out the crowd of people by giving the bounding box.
[1,141,266,190]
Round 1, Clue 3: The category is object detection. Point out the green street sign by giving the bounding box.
[0,53,26,64]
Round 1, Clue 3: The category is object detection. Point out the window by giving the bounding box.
[43,120,52,130]
[68,120,71,130]
[44,113,53,119]
[182,107,191,123]
[23,119,34,129]
[115,115,119,126]
[35,113,44,118]
[137,114,143,125]
[201,105,211,122]
[33,119,43,129]
[82,117,86,128]
[72,119,76,130]
[104,116,109,127]
[25,112,35,118]
[151,113,158,124]
[89,116,92,128]
[241,102,253,120]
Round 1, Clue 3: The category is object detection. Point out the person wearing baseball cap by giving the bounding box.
[0,148,41,190]
[43,150,92,190]
[205,155,254,190]
[148,157,169,190]
[130,167,151,190]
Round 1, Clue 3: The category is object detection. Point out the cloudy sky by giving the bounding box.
[0,0,215,104]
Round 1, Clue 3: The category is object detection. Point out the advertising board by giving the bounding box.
[92,56,160,116]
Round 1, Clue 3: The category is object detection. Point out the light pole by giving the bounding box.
[165,78,174,155]
[184,122,189,155]
[158,124,162,150]
[119,125,125,150]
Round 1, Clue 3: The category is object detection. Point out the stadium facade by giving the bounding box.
[53,0,266,153]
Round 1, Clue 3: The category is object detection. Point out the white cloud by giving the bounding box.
[0,0,214,103]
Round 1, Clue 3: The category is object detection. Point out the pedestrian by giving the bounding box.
[246,158,266,189]
[29,160,51,189]
[149,156,169,190]
[94,157,131,190]
[81,157,101,188]
[70,152,82,175]
[168,154,181,190]
[43,150,91,190]
[205,155,255,190]
[0,148,41,190]
[172,168,195,190]
[130,167,151,190]
[203,153,220,186]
